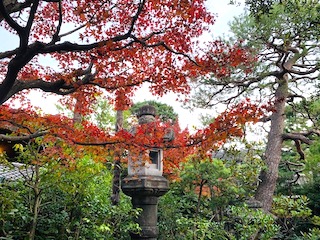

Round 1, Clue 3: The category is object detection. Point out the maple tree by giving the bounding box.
[0,0,214,108]
[0,98,265,169]
[0,0,270,202]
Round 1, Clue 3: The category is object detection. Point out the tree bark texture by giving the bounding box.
[255,77,288,211]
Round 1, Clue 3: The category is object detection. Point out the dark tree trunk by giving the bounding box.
[111,110,123,205]
[1,0,32,22]
[255,76,288,211]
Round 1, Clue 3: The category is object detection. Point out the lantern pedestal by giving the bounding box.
[122,175,169,240]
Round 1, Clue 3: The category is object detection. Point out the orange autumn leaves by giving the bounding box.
[12,0,214,110]
[0,99,267,177]
[0,0,265,178]
[1,0,249,111]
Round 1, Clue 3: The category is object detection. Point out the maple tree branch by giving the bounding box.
[38,0,147,54]
[0,0,60,23]
[58,1,106,39]
[130,35,198,65]
[0,0,24,34]
[0,0,31,21]
[89,76,150,91]
[73,140,182,149]
[0,48,19,59]
[0,131,48,143]
[41,39,117,54]
[128,0,145,34]
[0,0,204,104]
[3,63,95,101]
[0,119,34,134]
[25,0,39,39]
[12,79,69,96]
[2,61,95,102]
[0,41,47,104]
[9,0,39,53]
[72,140,122,146]
[50,0,63,43]
[59,24,86,39]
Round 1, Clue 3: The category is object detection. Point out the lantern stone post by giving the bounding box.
[122,105,170,240]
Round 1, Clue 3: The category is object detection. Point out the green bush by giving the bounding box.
[0,157,140,239]
[158,156,279,240]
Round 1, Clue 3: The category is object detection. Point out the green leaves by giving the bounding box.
[0,155,140,239]
[301,228,320,240]
[228,205,280,240]
[244,0,320,41]
[273,195,312,219]
[158,147,274,239]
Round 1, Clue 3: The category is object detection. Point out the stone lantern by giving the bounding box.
[122,105,170,240]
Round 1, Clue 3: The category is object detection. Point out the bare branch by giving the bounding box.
[287,93,306,102]
[282,132,313,145]
[0,0,24,33]
[259,116,271,123]
[294,139,305,160]
[284,160,305,184]
[50,0,63,44]
[0,48,19,59]
[129,35,198,65]
[289,66,319,76]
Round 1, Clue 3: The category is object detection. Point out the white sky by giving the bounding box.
[1,1,246,130]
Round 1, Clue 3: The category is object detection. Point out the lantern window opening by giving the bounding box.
[149,149,161,170]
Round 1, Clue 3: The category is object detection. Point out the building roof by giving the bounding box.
[0,162,32,182]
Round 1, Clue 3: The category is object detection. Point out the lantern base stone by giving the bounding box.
[122,175,169,240]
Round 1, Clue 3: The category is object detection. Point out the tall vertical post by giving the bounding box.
[122,105,170,240]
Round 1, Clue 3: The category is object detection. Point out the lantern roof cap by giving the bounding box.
[137,105,156,118]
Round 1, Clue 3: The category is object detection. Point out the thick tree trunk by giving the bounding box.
[255,77,288,211]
